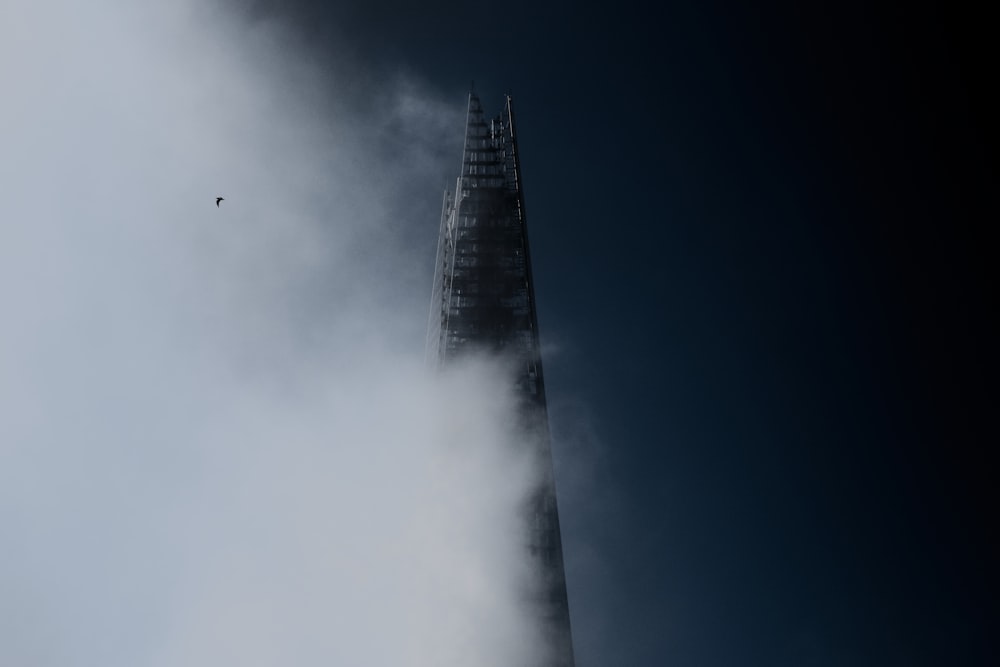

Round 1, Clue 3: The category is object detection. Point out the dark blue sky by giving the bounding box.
[242,1,994,664]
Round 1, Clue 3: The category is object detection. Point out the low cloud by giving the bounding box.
[1,2,542,665]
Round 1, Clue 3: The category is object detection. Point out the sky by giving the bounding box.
[2,1,996,666]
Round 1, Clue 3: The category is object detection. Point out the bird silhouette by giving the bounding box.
[216,197,224,207]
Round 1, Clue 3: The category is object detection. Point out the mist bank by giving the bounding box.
[1,2,546,665]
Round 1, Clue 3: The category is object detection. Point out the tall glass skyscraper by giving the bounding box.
[426,93,575,666]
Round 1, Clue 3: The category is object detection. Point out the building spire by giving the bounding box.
[426,94,576,665]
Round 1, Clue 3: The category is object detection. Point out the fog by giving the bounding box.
[1,2,546,664]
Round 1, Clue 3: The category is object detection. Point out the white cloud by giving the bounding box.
[0,2,541,665]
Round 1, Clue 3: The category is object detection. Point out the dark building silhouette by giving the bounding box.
[426,93,575,667]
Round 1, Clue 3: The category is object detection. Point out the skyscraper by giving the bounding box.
[426,93,575,667]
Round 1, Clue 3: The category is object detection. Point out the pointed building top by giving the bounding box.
[467,90,483,114]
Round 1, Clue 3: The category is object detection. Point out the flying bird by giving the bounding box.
[216,197,224,207]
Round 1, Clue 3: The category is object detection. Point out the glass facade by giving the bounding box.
[426,93,575,667]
